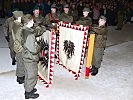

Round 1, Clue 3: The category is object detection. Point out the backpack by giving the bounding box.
[12,28,24,53]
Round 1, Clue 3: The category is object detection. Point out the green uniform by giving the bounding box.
[44,13,59,25]
[22,27,40,92]
[33,15,45,26]
[76,16,92,26]
[33,15,46,37]
[3,17,16,61]
[12,21,25,78]
[59,12,73,23]
[92,26,107,68]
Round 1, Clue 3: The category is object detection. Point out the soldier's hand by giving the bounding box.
[5,36,9,42]
[39,57,43,61]
[50,20,55,23]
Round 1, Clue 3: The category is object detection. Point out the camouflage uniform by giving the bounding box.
[13,21,25,81]
[44,4,59,26]
[12,10,25,83]
[33,15,45,26]
[44,13,59,26]
[76,16,92,26]
[59,4,73,23]
[3,16,16,65]
[76,7,92,26]
[32,15,46,36]
[59,12,73,23]
[21,15,40,98]
[22,27,40,92]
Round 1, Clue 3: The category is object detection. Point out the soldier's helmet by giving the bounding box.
[83,7,90,12]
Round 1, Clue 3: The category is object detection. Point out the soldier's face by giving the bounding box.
[83,11,89,17]
[33,9,40,17]
[27,19,34,28]
[99,19,106,26]
[17,17,22,23]
[51,8,56,13]
[64,8,69,13]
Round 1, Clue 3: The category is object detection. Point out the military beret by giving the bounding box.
[22,14,33,24]
[33,5,39,11]
[64,4,69,8]
[83,7,90,12]
[51,4,56,8]
[12,11,23,18]
[99,16,106,21]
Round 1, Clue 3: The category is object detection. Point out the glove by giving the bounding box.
[5,36,9,42]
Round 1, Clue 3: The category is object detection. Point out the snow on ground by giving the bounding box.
[0,41,133,100]
[0,19,133,100]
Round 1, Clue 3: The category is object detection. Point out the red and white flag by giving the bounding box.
[57,23,89,80]
[38,30,56,88]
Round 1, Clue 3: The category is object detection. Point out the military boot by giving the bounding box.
[17,76,25,84]
[90,65,99,76]
[25,91,39,99]
[31,88,37,93]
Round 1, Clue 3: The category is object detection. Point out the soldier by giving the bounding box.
[76,7,92,58]
[76,7,92,26]
[3,10,17,65]
[44,4,59,26]
[69,2,78,23]
[59,4,73,23]
[21,14,40,99]
[91,16,107,76]
[11,11,25,84]
[32,6,45,27]
[32,6,46,37]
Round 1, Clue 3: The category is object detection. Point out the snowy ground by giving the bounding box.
[0,19,133,100]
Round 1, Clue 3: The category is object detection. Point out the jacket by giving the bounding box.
[92,26,107,48]
[22,27,40,62]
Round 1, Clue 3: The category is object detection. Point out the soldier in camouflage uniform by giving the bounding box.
[32,6,46,37]
[76,7,92,58]
[91,16,108,76]
[32,6,45,25]
[76,7,92,26]
[44,4,59,26]
[3,10,16,65]
[59,4,73,23]
[11,11,25,84]
[21,14,40,99]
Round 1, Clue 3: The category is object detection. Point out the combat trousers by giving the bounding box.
[16,52,25,77]
[92,47,104,68]
[23,61,38,92]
